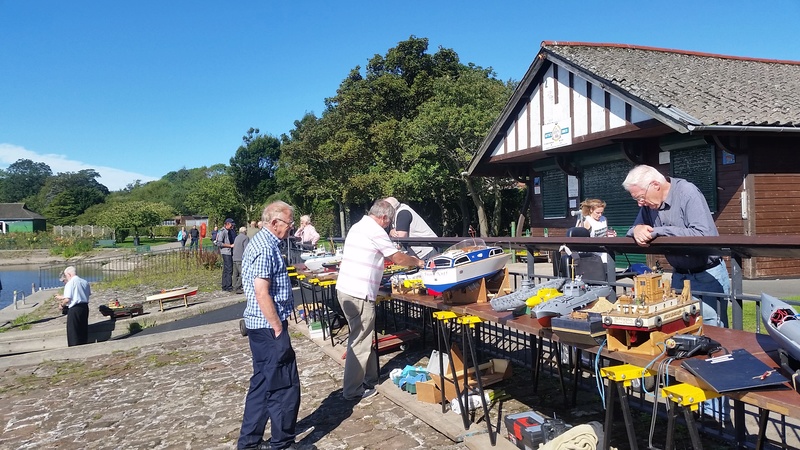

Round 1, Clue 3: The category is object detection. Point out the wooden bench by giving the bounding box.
[145,286,199,312]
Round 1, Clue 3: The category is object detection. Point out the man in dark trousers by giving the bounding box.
[55,266,91,346]
[216,218,235,292]
[237,201,301,450]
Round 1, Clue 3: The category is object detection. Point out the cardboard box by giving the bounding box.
[419,344,512,404]
[308,320,329,339]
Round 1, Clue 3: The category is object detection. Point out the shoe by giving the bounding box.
[241,441,270,450]
[361,388,378,399]
[235,289,244,294]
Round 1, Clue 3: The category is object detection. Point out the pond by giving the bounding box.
[0,265,110,310]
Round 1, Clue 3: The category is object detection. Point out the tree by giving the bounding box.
[185,172,239,227]
[0,159,52,203]
[96,201,174,239]
[229,128,281,221]
[31,169,110,225]
[403,64,515,236]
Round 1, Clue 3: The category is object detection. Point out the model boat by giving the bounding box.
[420,238,510,294]
[551,297,615,346]
[601,273,700,334]
[761,293,800,363]
[532,277,614,328]
[303,250,343,272]
[490,278,566,312]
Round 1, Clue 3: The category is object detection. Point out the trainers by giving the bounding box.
[361,388,378,399]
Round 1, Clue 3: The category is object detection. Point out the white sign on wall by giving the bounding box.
[542,120,572,150]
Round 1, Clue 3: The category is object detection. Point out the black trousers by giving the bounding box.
[66,303,89,346]
[222,254,233,291]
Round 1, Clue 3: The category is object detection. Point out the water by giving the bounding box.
[0,265,108,310]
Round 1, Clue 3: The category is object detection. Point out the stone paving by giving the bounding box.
[0,320,468,450]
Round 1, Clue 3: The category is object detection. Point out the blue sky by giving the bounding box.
[1,0,798,191]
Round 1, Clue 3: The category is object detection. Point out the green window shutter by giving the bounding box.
[541,170,567,219]
[670,145,717,214]
[581,159,644,268]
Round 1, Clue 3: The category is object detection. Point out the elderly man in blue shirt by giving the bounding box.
[623,164,730,327]
[237,201,301,450]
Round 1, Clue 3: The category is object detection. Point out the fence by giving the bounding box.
[37,245,219,289]
[53,225,114,239]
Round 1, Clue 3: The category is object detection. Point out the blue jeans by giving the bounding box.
[671,261,730,327]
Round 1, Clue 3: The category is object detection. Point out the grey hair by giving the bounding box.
[63,266,77,276]
[369,200,395,221]
[622,165,667,191]
[262,201,295,223]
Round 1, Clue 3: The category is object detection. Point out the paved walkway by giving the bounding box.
[0,317,472,450]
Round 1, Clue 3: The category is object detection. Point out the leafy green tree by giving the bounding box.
[0,159,52,203]
[229,128,281,221]
[403,64,515,236]
[185,172,239,227]
[31,169,109,225]
[96,201,174,240]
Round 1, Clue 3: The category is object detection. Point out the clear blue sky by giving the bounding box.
[2,0,798,191]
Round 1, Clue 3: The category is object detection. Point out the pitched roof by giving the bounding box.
[541,42,800,128]
[0,203,46,220]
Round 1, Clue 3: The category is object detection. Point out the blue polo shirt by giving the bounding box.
[241,228,293,329]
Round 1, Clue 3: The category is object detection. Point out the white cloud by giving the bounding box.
[0,143,157,191]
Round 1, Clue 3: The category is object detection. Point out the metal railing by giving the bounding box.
[37,245,220,289]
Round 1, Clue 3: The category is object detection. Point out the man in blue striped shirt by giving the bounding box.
[237,201,300,450]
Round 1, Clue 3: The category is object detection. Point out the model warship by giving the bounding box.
[489,277,566,312]
[531,277,614,328]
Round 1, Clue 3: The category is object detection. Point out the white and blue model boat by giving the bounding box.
[761,293,800,363]
[421,238,509,294]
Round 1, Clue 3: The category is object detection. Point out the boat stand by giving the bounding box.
[662,383,720,450]
[456,314,497,446]
[599,364,656,450]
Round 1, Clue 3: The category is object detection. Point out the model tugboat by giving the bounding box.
[601,273,702,354]
[99,299,144,319]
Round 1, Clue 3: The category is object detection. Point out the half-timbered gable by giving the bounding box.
[470,42,800,278]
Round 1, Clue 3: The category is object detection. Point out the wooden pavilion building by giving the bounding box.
[468,42,800,278]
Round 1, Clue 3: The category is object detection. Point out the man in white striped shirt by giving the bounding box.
[336,199,425,401]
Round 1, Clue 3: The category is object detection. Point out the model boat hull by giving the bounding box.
[489,278,566,312]
[421,240,510,294]
[534,284,614,328]
[761,293,800,362]
[421,254,509,293]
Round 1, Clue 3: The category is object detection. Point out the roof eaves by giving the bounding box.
[541,48,698,133]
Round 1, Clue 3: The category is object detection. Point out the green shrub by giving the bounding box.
[115,229,130,243]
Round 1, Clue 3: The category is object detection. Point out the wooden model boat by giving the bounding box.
[601,273,699,333]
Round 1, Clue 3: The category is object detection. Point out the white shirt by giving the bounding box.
[336,215,398,301]
[63,275,91,308]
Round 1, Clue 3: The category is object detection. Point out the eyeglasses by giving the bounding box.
[632,183,652,203]
[276,218,294,227]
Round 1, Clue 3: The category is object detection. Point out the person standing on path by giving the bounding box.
[55,266,91,346]
[216,219,235,292]
[238,201,301,450]
[232,226,250,294]
[189,225,200,251]
[336,200,425,401]
[383,197,438,260]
